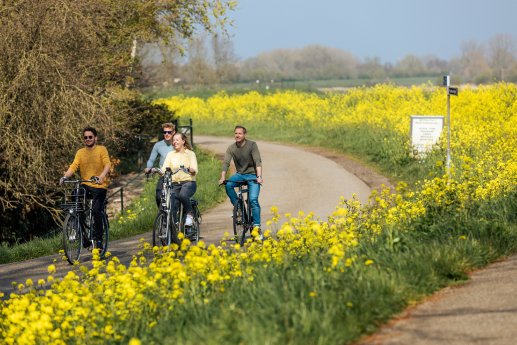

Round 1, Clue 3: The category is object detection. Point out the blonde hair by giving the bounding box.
[174,133,192,150]
[162,122,176,131]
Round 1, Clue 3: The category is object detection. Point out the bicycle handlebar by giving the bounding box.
[61,176,99,184]
[148,165,191,176]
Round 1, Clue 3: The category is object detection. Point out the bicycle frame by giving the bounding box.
[151,167,180,246]
[150,167,201,246]
[61,178,109,264]
[237,183,253,226]
[223,180,255,245]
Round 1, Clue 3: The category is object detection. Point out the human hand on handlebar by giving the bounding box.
[91,176,101,184]
[149,167,164,175]
[179,165,191,174]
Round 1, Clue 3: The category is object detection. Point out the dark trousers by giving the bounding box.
[83,185,107,241]
[171,181,197,222]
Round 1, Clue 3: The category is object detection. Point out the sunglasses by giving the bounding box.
[84,135,94,140]
[163,131,173,134]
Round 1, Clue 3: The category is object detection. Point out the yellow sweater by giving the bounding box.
[161,149,198,183]
[69,145,111,189]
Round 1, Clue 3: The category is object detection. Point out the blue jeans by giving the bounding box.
[225,173,261,226]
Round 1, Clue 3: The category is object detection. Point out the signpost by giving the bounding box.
[444,75,458,176]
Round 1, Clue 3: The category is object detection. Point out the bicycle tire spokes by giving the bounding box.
[93,213,109,258]
[181,201,201,244]
[62,214,82,264]
[153,212,169,247]
[233,200,247,245]
[190,202,201,243]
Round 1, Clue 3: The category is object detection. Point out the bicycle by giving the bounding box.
[222,179,260,245]
[60,177,109,264]
[149,167,201,247]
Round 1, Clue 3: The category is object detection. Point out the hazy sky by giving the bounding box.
[228,0,517,63]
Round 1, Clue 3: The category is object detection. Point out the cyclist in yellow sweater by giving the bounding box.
[60,126,111,249]
[161,133,198,228]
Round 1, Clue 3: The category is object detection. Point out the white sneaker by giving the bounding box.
[185,214,193,227]
[253,225,264,240]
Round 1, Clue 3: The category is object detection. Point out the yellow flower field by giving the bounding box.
[2,83,516,344]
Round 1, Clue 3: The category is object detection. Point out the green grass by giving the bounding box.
[0,147,226,264]
[124,219,517,345]
[142,76,439,100]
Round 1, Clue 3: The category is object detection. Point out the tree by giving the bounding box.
[358,57,387,79]
[0,0,234,242]
[211,33,240,83]
[488,33,516,81]
[138,43,184,88]
[238,45,358,82]
[392,54,426,77]
[457,41,491,83]
[182,35,217,85]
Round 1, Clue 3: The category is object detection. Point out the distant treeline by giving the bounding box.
[139,33,517,87]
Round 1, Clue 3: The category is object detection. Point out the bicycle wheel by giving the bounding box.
[99,214,109,257]
[89,212,109,258]
[169,211,181,246]
[189,203,201,243]
[186,206,200,244]
[153,211,169,247]
[233,199,246,245]
[62,213,82,264]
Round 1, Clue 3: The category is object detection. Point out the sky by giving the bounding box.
[228,0,517,64]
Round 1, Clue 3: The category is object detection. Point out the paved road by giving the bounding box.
[357,254,517,345]
[0,135,372,294]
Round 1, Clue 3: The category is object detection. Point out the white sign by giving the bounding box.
[410,115,444,156]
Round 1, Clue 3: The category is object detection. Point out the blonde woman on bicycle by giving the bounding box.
[161,133,198,227]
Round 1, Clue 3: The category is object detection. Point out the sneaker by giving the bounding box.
[253,225,264,241]
[185,214,194,227]
[185,227,195,237]
[95,240,103,251]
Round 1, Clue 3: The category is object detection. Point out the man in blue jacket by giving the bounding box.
[144,122,176,207]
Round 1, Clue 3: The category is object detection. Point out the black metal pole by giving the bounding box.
[190,118,194,147]
[120,187,124,214]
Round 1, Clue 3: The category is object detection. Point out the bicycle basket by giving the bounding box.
[60,188,88,212]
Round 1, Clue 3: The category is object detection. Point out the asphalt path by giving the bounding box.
[357,254,517,345]
[0,135,372,294]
